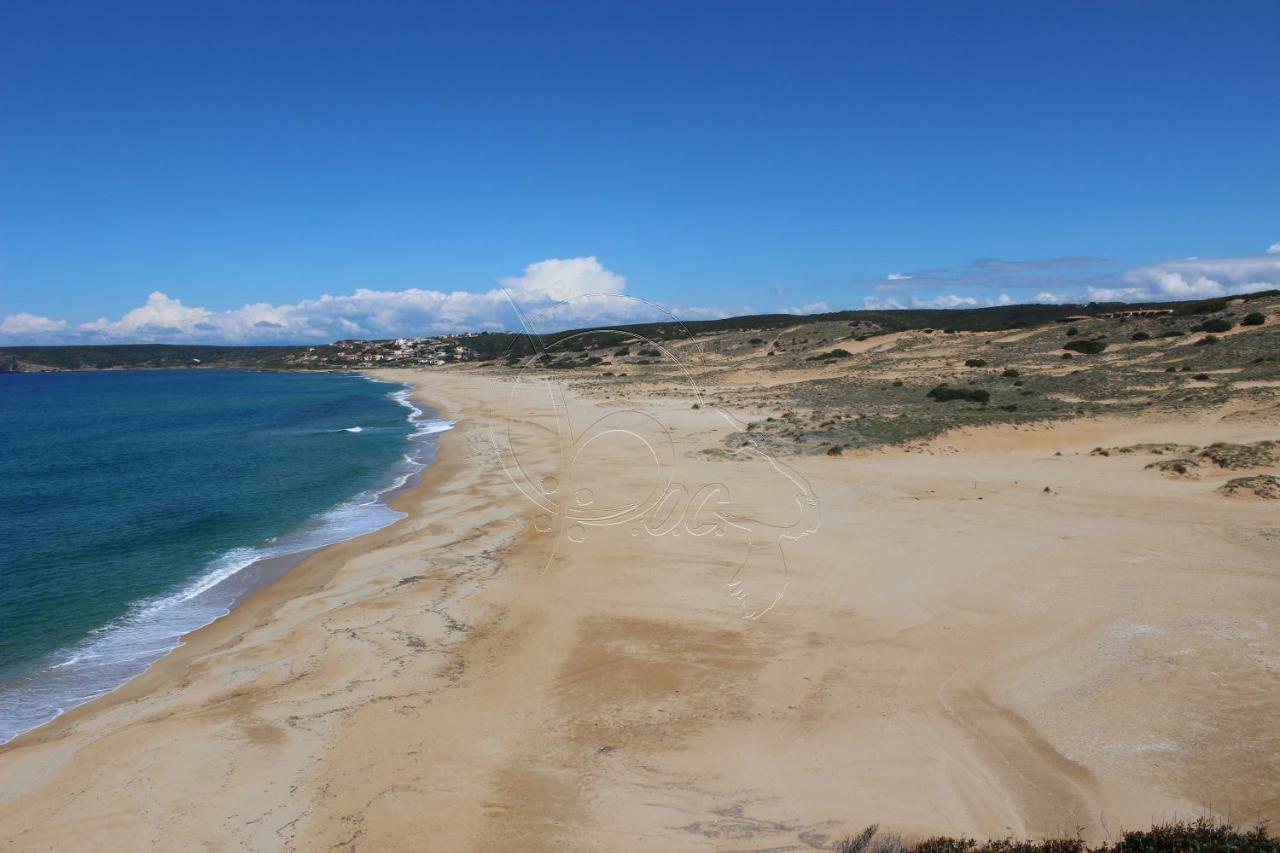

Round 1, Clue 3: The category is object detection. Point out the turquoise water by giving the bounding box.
[0,369,450,742]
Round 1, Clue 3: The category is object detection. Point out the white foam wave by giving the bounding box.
[0,379,454,744]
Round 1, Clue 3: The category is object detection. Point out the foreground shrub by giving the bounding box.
[1063,340,1108,354]
[1242,311,1267,326]
[964,358,988,367]
[908,818,1277,853]
[1202,317,1233,333]
[1001,368,1020,377]
[927,385,990,403]
[1130,331,1151,341]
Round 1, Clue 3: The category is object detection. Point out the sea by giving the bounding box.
[0,369,451,743]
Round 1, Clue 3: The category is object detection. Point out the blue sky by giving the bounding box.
[2,0,1278,343]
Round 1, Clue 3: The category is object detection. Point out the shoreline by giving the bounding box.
[1,367,1276,850]
[0,372,455,750]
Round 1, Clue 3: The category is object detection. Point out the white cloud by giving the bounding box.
[1268,243,1280,255]
[914,293,978,308]
[498,256,625,301]
[865,293,979,310]
[996,294,1014,306]
[0,313,68,334]
[862,296,905,310]
[1086,286,1151,301]
[1032,292,1068,304]
[1120,254,1280,301]
[886,272,912,281]
[0,257,742,345]
[779,301,830,315]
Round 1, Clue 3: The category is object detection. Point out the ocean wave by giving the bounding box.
[0,380,454,745]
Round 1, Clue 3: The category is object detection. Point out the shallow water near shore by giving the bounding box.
[0,369,451,743]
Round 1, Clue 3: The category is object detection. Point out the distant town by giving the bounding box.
[281,332,491,369]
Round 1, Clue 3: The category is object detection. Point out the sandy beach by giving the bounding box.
[1,364,1277,851]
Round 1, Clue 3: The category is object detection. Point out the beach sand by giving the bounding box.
[1,367,1277,851]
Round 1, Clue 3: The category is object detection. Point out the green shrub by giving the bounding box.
[926,385,990,403]
[1158,330,1184,337]
[964,358,988,367]
[1001,368,1019,378]
[749,337,764,344]
[1193,373,1210,381]
[1242,311,1267,326]
[806,348,852,361]
[1194,335,1219,346]
[1202,318,1233,333]
[1130,331,1151,341]
[614,347,630,356]
[892,379,903,387]
[1063,339,1107,354]
[1066,327,1079,336]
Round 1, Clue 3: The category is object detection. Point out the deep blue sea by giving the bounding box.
[0,369,450,743]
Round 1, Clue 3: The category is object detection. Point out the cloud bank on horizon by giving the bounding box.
[861,245,1280,311]
[1,257,745,345]
[3,247,1279,345]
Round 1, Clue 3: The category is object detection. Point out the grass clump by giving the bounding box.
[1198,441,1277,469]
[1145,457,1201,478]
[1219,475,1280,499]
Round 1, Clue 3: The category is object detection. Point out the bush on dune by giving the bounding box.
[1201,317,1233,333]
[926,385,990,403]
